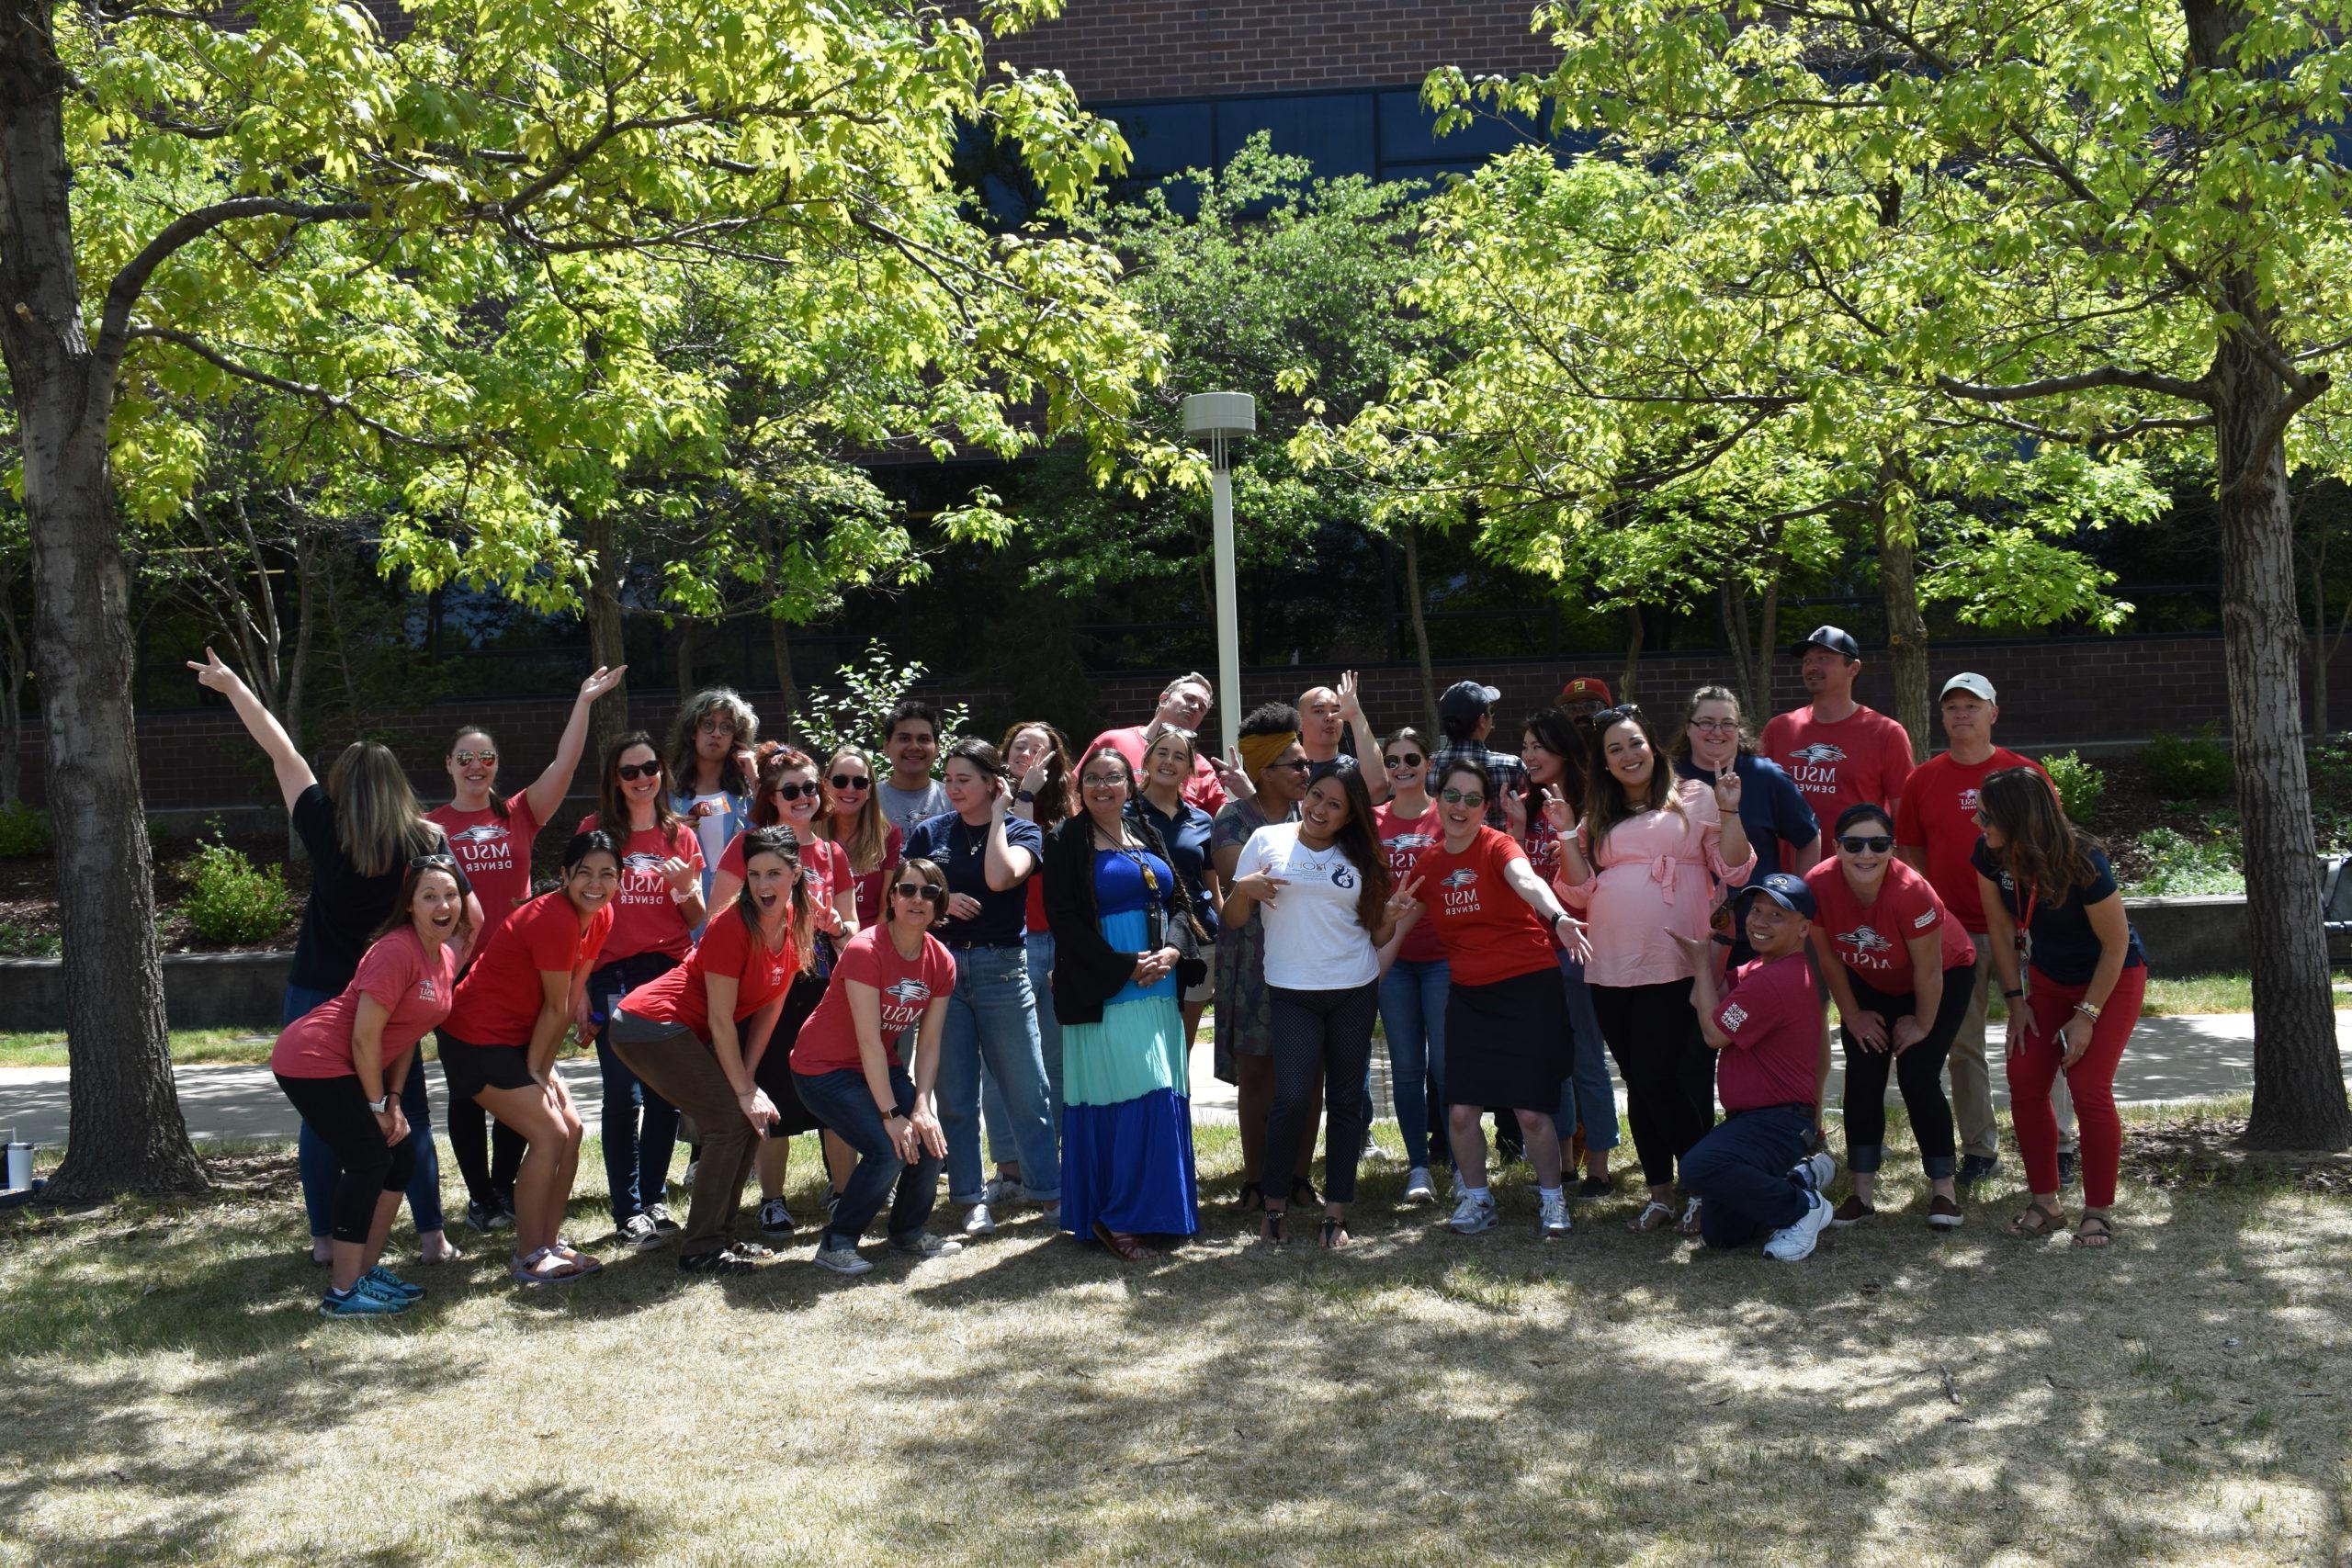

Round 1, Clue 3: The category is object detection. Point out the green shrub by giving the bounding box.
[177,836,299,944]
[2145,725,2236,798]
[0,800,51,857]
[2041,750,2105,823]
[2125,826,2245,897]
[0,919,61,957]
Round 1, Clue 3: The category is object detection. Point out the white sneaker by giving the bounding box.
[1448,1190,1498,1235]
[1360,1130,1382,1163]
[1038,1201,1062,1228]
[1538,1191,1572,1240]
[1764,1192,1833,1261]
[811,1241,872,1277]
[1792,1151,1837,1197]
[890,1231,965,1260]
[1403,1166,1435,1203]
[960,1201,996,1237]
[980,1176,1023,1207]
[621,1213,662,1250]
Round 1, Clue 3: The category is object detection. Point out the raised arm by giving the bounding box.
[187,647,311,812]
[982,787,1038,891]
[1336,671,1389,802]
[526,665,626,826]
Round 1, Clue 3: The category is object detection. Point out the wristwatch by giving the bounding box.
[366,1093,393,1114]
[1014,788,1036,803]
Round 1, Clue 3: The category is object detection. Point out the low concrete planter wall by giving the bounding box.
[0,950,289,1032]
[2122,894,2352,976]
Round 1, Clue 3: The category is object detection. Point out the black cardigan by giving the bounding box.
[1040,810,1205,1026]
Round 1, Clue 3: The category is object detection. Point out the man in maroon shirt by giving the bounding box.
[1758,626,1915,827]
[1087,671,1226,814]
[1672,874,1838,1260]
[1894,672,2075,1188]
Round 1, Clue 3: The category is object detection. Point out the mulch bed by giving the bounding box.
[2123,1114,2352,1195]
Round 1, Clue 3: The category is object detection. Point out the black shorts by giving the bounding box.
[437,1031,537,1103]
[751,972,830,1138]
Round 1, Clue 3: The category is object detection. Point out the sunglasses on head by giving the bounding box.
[830,773,869,791]
[1384,750,1424,768]
[409,853,458,871]
[773,781,817,801]
[616,761,661,782]
[1838,835,1894,854]
[1596,704,1644,723]
[892,880,944,900]
[452,749,497,765]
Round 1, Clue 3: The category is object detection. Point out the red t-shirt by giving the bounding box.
[1758,704,1915,831]
[833,823,903,931]
[272,928,459,1079]
[443,891,614,1044]
[427,793,539,946]
[577,814,704,963]
[1894,749,2048,933]
[1088,725,1227,815]
[1713,951,1821,1112]
[620,908,800,1040]
[789,925,956,1076]
[1373,801,1447,964]
[1804,856,1975,993]
[1408,827,1556,987]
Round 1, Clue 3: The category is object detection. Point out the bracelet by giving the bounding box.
[2002,987,2024,999]
[2074,1001,2101,1021]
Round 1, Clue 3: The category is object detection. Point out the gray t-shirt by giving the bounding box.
[878,778,950,841]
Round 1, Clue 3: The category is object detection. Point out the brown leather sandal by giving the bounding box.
[2005,1201,2067,1238]
[1092,1221,1157,1262]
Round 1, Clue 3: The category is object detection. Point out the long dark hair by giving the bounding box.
[1581,707,1684,852]
[374,855,475,945]
[597,730,681,836]
[448,725,509,821]
[1064,745,1210,943]
[1303,760,1393,932]
[730,824,817,976]
[1520,707,1589,820]
[1979,766,2097,897]
[1001,720,1077,822]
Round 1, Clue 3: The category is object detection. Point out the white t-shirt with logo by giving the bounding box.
[1233,823,1379,991]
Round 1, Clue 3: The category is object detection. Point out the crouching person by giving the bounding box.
[1670,873,1838,1261]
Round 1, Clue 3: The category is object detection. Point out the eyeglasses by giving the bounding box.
[892,880,944,900]
[452,749,497,765]
[1687,718,1738,733]
[1440,789,1487,807]
[830,773,869,791]
[774,782,817,801]
[409,853,458,870]
[1384,751,1424,768]
[616,761,660,782]
[1972,809,1990,828]
[1080,773,1126,789]
[1838,835,1894,854]
[696,718,736,737]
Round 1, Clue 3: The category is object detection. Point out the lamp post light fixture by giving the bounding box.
[1182,391,1256,758]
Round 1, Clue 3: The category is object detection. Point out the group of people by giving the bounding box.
[197,620,2146,1315]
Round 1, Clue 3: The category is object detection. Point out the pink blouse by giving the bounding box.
[1556,779,1756,987]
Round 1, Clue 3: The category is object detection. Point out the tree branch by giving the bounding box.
[1935,365,2209,406]
[97,197,375,371]
[125,327,465,450]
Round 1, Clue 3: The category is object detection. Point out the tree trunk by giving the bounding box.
[0,10,206,1194]
[767,614,800,733]
[674,618,697,699]
[2210,342,2351,1150]
[1617,604,1644,705]
[1400,524,1440,739]
[582,511,629,764]
[0,565,23,807]
[1718,570,1781,724]
[1873,502,1932,761]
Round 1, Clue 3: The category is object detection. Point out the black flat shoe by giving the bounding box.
[678,1248,754,1275]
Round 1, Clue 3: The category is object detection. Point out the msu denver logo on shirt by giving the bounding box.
[883,979,930,1004]
[1441,869,1478,890]
[447,823,508,847]
[1838,925,1894,959]
[1789,742,1848,764]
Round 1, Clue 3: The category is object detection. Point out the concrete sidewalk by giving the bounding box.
[4,1011,2345,1153]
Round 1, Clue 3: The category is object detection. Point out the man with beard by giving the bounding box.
[1758,626,1915,825]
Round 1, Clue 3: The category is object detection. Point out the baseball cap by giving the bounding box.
[1789,625,1860,660]
[1940,672,1997,703]
[1558,675,1613,705]
[1733,872,1817,919]
[1438,680,1500,723]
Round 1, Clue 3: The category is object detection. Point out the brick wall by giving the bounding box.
[15,631,2349,812]
[944,0,1562,100]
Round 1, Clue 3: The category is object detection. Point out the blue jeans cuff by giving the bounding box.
[1848,1143,1885,1174]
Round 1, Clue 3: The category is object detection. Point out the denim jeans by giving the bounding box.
[1680,1105,1814,1248]
[1375,956,1449,1169]
[1551,953,1623,1155]
[796,1065,941,1245]
[289,983,447,1238]
[936,943,1060,1205]
[588,953,683,1224]
[984,931,1066,1169]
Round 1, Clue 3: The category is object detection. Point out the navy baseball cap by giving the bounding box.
[1789,625,1860,660]
[1733,872,1816,919]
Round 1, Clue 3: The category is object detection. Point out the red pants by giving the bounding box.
[2006,964,2144,1210]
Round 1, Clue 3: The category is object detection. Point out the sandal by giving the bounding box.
[1676,1197,1704,1236]
[2005,1201,2067,1239]
[547,1237,604,1274]
[509,1247,586,1286]
[2073,1213,2114,1250]
[1092,1221,1157,1262]
[1318,1216,1351,1250]
[1257,1211,1291,1248]
[418,1235,464,1265]
[677,1248,755,1275]
[729,1240,779,1260]
[1235,1180,1266,1213]
[1627,1200,1676,1235]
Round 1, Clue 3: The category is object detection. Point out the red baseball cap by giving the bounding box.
[1558,675,1612,705]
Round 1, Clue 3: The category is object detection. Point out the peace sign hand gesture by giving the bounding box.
[186,647,246,696]
[1539,784,1572,834]
[1712,758,1743,814]
[1385,874,1424,921]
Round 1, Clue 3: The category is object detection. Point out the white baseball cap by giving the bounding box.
[1939,672,1996,702]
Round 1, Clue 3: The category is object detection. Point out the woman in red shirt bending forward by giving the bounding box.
[272,857,471,1316]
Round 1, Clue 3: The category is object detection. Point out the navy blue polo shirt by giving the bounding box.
[902,810,1045,947]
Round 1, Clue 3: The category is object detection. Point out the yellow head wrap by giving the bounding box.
[1238,729,1300,785]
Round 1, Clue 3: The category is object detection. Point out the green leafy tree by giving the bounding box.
[0,0,1171,1195]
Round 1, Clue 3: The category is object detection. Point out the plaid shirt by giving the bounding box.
[1428,739,1529,830]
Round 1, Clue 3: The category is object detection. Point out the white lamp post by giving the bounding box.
[1182,391,1256,758]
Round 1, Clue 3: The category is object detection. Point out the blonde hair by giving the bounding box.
[816,745,891,875]
[325,742,438,877]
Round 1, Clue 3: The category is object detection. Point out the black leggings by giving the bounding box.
[1590,980,1715,1190]
[446,1087,525,1209]
[1842,965,1973,1178]
[1265,981,1379,1206]
[276,1072,414,1244]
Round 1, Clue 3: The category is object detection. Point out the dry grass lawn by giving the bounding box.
[3,1107,2348,1567]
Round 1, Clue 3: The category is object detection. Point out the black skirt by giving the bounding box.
[1442,965,1570,1111]
[751,970,831,1138]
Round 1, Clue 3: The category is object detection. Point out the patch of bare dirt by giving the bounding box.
[2124,1114,2352,1195]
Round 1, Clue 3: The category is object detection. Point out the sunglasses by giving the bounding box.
[1268,759,1312,774]
[409,853,458,870]
[892,880,944,900]
[1596,704,1644,723]
[1838,835,1894,854]
[1440,788,1487,807]
[1384,751,1424,768]
[616,761,661,782]
[773,782,817,801]
[830,773,870,791]
[452,749,497,765]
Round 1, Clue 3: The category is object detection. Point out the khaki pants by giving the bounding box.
[1954,934,2075,1159]
[609,1013,758,1256]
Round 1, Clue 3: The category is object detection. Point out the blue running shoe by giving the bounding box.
[363,1267,423,1302]
[320,1285,408,1317]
